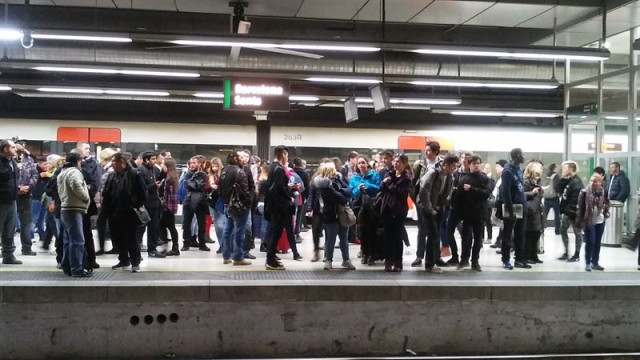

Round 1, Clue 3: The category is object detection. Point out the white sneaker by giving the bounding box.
[426,265,443,274]
[341,260,356,270]
[131,266,140,273]
[324,262,332,270]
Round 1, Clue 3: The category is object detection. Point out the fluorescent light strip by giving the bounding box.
[289,95,320,101]
[306,77,382,84]
[410,80,558,90]
[451,110,560,118]
[0,28,23,41]
[356,97,460,105]
[193,92,224,98]
[172,40,278,48]
[31,34,132,42]
[0,86,12,91]
[413,49,607,62]
[279,44,380,52]
[34,66,200,78]
[37,87,169,96]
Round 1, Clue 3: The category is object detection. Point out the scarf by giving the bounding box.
[582,187,605,227]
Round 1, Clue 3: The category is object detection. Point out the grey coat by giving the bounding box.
[418,168,453,215]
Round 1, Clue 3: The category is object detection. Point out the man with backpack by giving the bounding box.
[219,151,252,266]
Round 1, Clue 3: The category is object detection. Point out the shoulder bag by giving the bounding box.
[336,203,357,227]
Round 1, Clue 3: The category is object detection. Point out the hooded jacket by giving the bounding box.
[314,175,349,224]
[349,170,381,199]
[57,163,90,213]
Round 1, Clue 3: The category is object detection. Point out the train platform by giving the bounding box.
[2,227,640,360]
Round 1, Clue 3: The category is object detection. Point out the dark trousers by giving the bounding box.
[502,217,525,263]
[16,195,32,252]
[42,211,58,250]
[137,206,160,253]
[82,213,96,264]
[311,213,323,251]
[267,210,286,262]
[415,207,427,259]
[112,217,141,266]
[160,209,179,251]
[0,202,17,260]
[96,209,110,252]
[182,203,206,247]
[543,197,561,235]
[424,211,441,267]
[484,217,493,240]
[446,207,462,260]
[295,203,304,235]
[440,206,450,247]
[54,215,63,264]
[524,230,542,261]
[584,222,605,266]
[461,219,483,264]
[382,209,404,263]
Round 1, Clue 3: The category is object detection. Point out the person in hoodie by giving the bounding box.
[349,155,381,265]
[57,149,91,277]
[314,161,356,270]
[577,173,610,272]
[456,154,491,272]
[605,162,630,203]
[379,154,412,272]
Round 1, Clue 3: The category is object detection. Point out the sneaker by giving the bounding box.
[165,250,180,256]
[503,262,513,270]
[311,250,321,262]
[131,266,140,273]
[440,246,451,257]
[233,259,252,266]
[295,235,303,244]
[425,265,443,274]
[585,264,592,272]
[266,260,286,270]
[592,264,605,271]
[446,257,459,265]
[456,259,470,270]
[95,249,105,256]
[341,260,356,270]
[567,255,579,263]
[71,269,92,277]
[205,237,216,244]
[293,253,303,261]
[21,250,36,256]
[259,244,267,252]
[223,259,232,264]
[180,245,189,251]
[471,263,482,272]
[514,261,532,269]
[489,242,501,249]
[105,249,119,255]
[148,250,166,258]
[199,246,211,252]
[111,261,131,270]
[558,253,568,260]
[324,262,332,270]
[56,263,62,269]
[411,258,422,267]
[244,252,256,260]
[436,259,449,267]
[89,262,100,269]
[2,257,22,265]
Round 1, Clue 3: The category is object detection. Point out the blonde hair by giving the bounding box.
[524,161,543,180]
[590,173,604,185]
[99,148,116,162]
[317,161,336,178]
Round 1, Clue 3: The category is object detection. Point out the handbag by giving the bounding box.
[134,206,151,226]
[336,204,357,227]
[227,183,248,217]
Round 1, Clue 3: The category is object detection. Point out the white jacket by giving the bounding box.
[57,165,90,213]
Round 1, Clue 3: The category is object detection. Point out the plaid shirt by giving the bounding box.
[164,179,178,214]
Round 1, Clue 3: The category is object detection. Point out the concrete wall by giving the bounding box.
[1,283,639,359]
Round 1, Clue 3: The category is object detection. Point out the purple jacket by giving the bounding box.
[380,170,412,217]
[17,152,39,194]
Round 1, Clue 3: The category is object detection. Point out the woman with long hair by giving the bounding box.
[379,154,412,272]
[577,173,610,271]
[314,161,355,270]
[349,156,382,265]
[162,158,181,256]
[208,157,225,248]
[523,160,544,264]
[306,158,332,261]
[256,160,270,251]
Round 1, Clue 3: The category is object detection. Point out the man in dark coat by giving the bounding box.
[556,161,584,262]
[606,161,630,203]
[0,140,22,265]
[136,151,164,258]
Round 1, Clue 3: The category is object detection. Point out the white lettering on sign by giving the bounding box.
[284,134,302,141]
[235,83,284,96]
[234,95,262,106]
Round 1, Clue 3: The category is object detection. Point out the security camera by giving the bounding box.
[233,3,244,16]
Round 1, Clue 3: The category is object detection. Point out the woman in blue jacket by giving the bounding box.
[349,156,381,264]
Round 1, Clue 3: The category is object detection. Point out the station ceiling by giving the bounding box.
[0,0,637,127]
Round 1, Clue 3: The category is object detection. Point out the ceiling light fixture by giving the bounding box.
[38,87,104,94]
[104,90,170,96]
[0,86,11,91]
[193,92,224,98]
[34,66,200,78]
[450,110,561,118]
[306,77,382,84]
[0,28,23,41]
[289,95,320,101]
[410,80,558,90]
[172,40,278,48]
[37,87,169,96]
[413,46,609,62]
[279,44,380,52]
[31,33,132,42]
[356,97,461,105]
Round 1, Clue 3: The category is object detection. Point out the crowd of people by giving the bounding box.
[0,136,638,276]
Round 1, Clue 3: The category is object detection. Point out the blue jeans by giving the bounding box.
[210,207,226,243]
[584,222,605,266]
[543,197,561,235]
[61,210,86,273]
[324,222,349,262]
[221,206,250,261]
[31,199,46,240]
[440,207,450,247]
